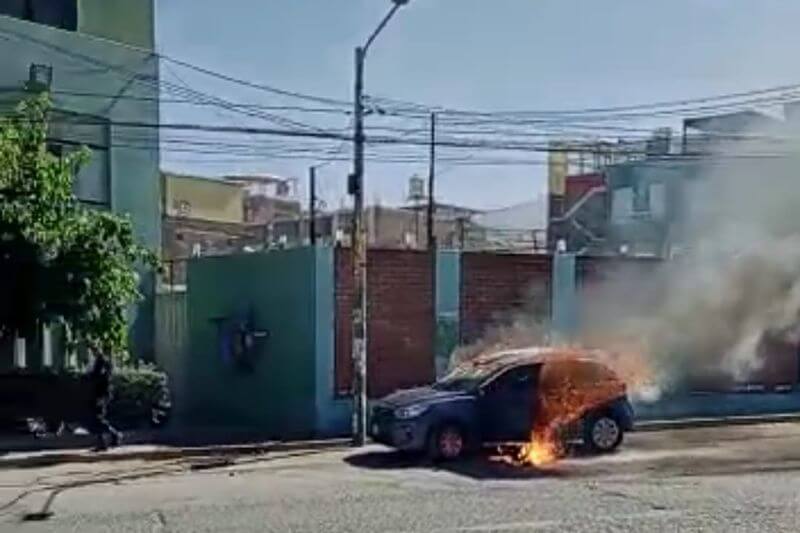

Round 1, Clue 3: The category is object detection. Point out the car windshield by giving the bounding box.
[433,365,495,392]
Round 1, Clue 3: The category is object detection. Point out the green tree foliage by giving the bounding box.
[0,95,156,360]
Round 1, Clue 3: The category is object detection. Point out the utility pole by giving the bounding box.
[426,113,436,250]
[427,113,437,382]
[350,0,410,448]
[309,166,317,245]
[350,45,368,446]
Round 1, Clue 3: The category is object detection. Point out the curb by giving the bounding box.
[0,438,351,469]
[635,412,800,432]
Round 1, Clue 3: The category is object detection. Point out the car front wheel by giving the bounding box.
[584,414,623,453]
[429,424,467,461]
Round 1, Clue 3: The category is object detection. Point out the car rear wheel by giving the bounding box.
[584,414,623,453]
[429,424,467,461]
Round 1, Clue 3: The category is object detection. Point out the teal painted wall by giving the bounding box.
[185,250,317,437]
[154,291,189,423]
[313,247,351,437]
[0,14,160,359]
[551,253,577,341]
[435,250,460,376]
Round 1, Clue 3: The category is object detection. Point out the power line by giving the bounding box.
[367,83,800,119]
[27,114,800,159]
[8,24,800,155]
[0,88,350,115]
[7,21,800,148]
[7,23,800,134]
[0,28,335,134]
[0,26,350,109]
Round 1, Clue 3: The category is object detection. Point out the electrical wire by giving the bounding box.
[5,24,800,178]
[0,26,350,108]
[367,84,800,119]
[0,27,334,134]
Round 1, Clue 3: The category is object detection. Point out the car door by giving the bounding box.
[478,364,540,443]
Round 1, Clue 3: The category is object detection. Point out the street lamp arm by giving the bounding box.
[363,3,403,53]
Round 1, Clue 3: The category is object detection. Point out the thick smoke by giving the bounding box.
[449,117,800,397]
[581,122,800,392]
[450,282,550,367]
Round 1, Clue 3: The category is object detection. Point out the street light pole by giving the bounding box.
[350,0,409,447]
[426,112,436,250]
[350,45,368,446]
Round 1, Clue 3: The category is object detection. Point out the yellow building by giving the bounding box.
[163,173,245,224]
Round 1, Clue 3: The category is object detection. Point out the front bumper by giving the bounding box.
[370,406,430,451]
[613,398,636,431]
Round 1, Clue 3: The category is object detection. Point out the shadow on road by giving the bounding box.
[344,449,572,480]
[344,433,800,480]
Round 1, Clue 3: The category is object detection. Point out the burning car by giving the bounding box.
[369,347,634,462]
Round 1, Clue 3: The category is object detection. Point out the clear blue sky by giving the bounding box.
[156,0,800,210]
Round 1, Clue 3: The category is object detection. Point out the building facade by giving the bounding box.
[605,110,791,257]
[270,204,474,250]
[0,0,160,360]
[162,173,301,285]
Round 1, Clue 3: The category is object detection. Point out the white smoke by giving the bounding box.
[581,118,800,392]
[450,117,800,396]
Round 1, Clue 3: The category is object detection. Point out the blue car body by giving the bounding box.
[370,353,635,455]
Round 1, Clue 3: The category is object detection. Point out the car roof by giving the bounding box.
[464,346,611,374]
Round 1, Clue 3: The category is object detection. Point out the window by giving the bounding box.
[48,110,111,206]
[486,364,538,394]
[0,0,77,31]
[611,188,633,222]
[650,183,666,219]
[632,181,651,213]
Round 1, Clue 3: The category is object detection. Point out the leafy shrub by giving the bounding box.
[108,363,171,430]
[0,364,171,432]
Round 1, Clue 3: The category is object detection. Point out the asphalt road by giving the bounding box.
[3,423,800,532]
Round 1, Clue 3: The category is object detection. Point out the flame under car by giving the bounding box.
[369,347,635,461]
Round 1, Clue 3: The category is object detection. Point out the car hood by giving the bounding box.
[377,386,473,408]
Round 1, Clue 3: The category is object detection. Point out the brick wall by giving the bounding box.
[335,248,435,398]
[459,253,552,344]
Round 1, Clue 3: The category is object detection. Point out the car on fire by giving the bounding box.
[370,347,635,461]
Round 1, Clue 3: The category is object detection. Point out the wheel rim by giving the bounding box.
[439,428,463,458]
[591,417,620,450]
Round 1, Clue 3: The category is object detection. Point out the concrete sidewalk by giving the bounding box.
[636,411,800,432]
[3,390,800,469]
[634,390,800,421]
[6,413,800,469]
[0,437,351,469]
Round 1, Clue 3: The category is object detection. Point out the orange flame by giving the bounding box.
[516,351,634,466]
[459,345,652,467]
[517,433,559,466]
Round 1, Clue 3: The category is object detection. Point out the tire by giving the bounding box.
[584,414,623,453]
[428,423,468,462]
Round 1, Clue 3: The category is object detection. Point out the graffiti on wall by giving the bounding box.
[211,306,269,374]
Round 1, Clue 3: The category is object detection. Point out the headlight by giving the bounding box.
[394,404,429,420]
